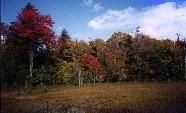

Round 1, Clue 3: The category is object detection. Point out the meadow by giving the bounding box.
[1,82,186,113]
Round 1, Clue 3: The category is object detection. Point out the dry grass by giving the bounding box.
[1,82,186,113]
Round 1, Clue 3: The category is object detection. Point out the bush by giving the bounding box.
[23,82,32,94]
[40,85,48,94]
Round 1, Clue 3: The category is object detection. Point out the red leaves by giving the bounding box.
[12,3,55,49]
[18,8,38,22]
[82,54,101,75]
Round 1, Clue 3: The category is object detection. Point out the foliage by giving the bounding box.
[11,3,56,80]
[23,80,32,94]
[40,85,48,94]
[1,4,186,88]
[12,3,55,48]
[33,65,59,85]
[82,53,101,82]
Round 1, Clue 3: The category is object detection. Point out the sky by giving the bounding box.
[1,0,186,41]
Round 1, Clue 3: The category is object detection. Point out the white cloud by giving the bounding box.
[83,0,93,7]
[58,27,63,30]
[71,33,81,39]
[82,0,104,12]
[92,3,104,11]
[89,7,137,30]
[88,2,186,40]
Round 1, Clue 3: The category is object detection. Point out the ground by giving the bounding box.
[1,82,186,113]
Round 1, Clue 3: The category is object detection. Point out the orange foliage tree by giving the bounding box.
[82,53,101,82]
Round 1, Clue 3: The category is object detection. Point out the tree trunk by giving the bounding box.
[80,79,83,85]
[1,70,4,89]
[40,75,43,86]
[29,41,33,77]
[180,55,182,70]
[93,77,95,83]
[137,52,141,81]
[184,54,186,80]
[78,70,81,88]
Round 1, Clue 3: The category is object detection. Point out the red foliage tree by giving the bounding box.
[82,54,101,80]
[12,3,55,77]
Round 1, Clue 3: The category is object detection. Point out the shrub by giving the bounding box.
[40,85,48,94]
[23,82,32,94]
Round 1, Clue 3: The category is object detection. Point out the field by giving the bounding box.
[1,82,186,113]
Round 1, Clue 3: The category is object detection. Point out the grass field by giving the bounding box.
[1,82,186,113]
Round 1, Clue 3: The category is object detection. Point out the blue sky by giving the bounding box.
[1,0,186,41]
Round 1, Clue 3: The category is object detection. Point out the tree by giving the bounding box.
[89,38,106,81]
[154,40,175,80]
[72,40,89,86]
[104,32,133,82]
[135,26,143,81]
[105,32,124,82]
[56,29,72,62]
[0,23,9,44]
[12,3,55,78]
[82,53,101,83]
[0,23,9,88]
[118,33,132,81]
[175,35,186,80]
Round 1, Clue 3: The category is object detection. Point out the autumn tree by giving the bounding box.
[103,32,133,82]
[118,33,132,81]
[57,29,72,61]
[105,33,123,82]
[82,53,101,83]
[89,38,106,81]
[175,35,186,80]
[154,40,176,80]
[71,41,87,86]
[12,3,55,78]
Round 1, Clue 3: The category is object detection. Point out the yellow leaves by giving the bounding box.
[162,56,172,63]
[58,61,73,80]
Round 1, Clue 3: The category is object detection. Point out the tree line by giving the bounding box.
[0,3,186,88]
